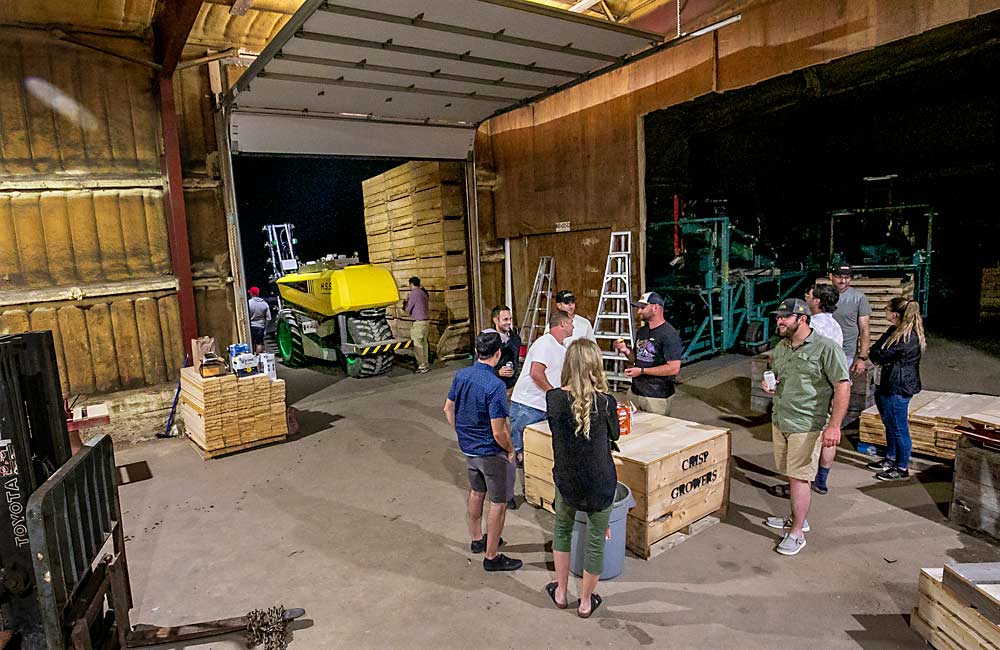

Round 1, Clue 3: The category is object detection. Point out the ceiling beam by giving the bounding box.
[153,0,205,76]
[317,3,619,62]
[257,71,514,102]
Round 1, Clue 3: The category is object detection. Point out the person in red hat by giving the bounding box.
[248,286,271,353]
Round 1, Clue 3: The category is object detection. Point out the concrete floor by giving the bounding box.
[114,334,1000,649]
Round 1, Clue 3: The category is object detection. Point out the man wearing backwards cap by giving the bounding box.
[247,287,271,354]
[760,298,849,556]
[613,292,684,416]
[555,289,596,348]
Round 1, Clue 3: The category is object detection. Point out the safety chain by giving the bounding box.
[246,605,288,650]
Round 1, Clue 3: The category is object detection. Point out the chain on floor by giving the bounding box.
[246,605,288,650]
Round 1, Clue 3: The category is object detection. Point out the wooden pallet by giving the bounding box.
[911,567,1000,650]
[950,438,1000,540]
[816,275,914,345]
[860,391,1000,460]
[186,431,287,460]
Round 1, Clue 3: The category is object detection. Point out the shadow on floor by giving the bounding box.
[845,613,922,650]
[287,409,344,442]
[855,463,954,524]
[679,376,753,416]
[118,461,153,486]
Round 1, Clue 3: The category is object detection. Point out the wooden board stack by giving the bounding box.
[951,435,1000,540]
[860,391,1000,460]
[179,367,287,459]
[750,351,875,425]
[362,162,470,356]
[911,566,1000,650]
[524,412,730,559]
[816,275,914,345]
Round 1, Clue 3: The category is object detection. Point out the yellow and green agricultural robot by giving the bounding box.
[265,224,411,378]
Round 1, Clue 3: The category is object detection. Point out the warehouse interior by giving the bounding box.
[1,1,1000,649]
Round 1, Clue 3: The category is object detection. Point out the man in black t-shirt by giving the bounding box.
[614,292,684,416]
[481,305,521,390]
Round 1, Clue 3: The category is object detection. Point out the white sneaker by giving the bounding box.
[776,533,807,556]
[764,516,810,532]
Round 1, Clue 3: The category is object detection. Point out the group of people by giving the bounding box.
[761,264,926,555]
[444,289,684,616]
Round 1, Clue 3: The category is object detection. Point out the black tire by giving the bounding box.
[743,321,771,355]
[276,310,307,367]
[345,314,395,378]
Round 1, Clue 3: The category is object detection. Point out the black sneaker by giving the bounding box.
[875,467,909,481]
[507,497,519,510]
[483,553,522,572]
[470,535,505,554]
[866,458,893,471]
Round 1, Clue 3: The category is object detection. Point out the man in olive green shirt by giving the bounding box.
[761,299,849,556]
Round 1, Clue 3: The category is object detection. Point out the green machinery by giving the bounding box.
[828,204,933,317]
[648,213,811,362]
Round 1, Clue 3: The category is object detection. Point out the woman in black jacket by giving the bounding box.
[866,297,925,481]
[544,339,619,619]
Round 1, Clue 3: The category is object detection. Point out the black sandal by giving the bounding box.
[577,593,602,619]
[545,582,568,609]
[767,483,791,499]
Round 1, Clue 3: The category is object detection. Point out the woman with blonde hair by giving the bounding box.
[544,339,619,618]
[866,297,926,481]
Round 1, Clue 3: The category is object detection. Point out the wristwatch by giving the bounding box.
[857,356,868,361]
[640,367,644,375]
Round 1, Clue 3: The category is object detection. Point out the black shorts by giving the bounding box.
[251,326,265,347]
[466,454,515,503]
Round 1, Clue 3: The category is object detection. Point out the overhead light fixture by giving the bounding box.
[568,0,603,12]
[686,14,742,38]
[230,0,254,16]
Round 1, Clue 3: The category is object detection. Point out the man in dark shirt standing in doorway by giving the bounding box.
[614,291,684,416]
[404,276,431,374]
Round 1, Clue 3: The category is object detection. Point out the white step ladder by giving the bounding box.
[594,232,635,389]
[519,256,555,350]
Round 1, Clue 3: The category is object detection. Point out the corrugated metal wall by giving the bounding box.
[0,30,236,396]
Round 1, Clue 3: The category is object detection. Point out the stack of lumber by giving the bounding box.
[524,412,730,559]
[911,565,1000,650]
[816,274,914,344]
[981,267,1000,322]
[860,391,1000,460]
[179,367,287,459]
[362,161,470,355]
[959,411,1000,447]
[749,351,875,425]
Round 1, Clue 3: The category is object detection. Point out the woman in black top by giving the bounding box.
[544,339,619,618]
[866,297,925,481]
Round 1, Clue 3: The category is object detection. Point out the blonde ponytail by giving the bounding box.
[560,339,610,438]
[885,297,926,351]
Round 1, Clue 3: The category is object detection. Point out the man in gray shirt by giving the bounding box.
[248,286,271,353]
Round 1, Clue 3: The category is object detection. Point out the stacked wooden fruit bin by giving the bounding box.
[362,162,470,357]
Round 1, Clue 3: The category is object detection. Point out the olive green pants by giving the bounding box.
[552,488,613,576]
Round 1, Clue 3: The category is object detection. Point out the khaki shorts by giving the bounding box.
[772,425,823,481]
[626,389,673,417]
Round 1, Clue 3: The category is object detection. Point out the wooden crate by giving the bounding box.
[950,437,1000,541]
[750,351,874,425]
[911,567,1000,650]
[524,412,730,559]
[981,268,1000,322]
[861,391,1000,460]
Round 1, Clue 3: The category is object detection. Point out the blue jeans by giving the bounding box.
[509,402,546,455]
[876,393,912,469]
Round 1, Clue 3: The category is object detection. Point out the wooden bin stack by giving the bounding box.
[179,368,287,459]
[524,412,730,559]
[860,391,1000,460]
[950,417,1000,540]
[816,275,914,345]
[750,351,875,425]
[911,565,1000,650]
[362,162,470,357]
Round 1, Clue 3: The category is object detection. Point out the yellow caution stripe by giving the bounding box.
[357,341,413,355]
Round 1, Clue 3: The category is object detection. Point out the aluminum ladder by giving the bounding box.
[594,232,635,389]
[518,256,555,349]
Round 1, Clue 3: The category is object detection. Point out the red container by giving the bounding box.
[616,402,632,436]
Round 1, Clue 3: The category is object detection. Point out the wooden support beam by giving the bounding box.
[158,77,199,348]
[153,0,204,77]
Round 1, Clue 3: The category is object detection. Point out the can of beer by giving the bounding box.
[763,370,777,391]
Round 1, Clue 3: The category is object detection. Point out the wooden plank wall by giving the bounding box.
[0,31,237,395]
[484,0,1000,319]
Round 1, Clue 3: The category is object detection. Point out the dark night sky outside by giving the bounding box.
[232,155,404,297]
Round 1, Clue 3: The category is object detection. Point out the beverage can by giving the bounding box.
[616,401,632,436]
[763,370,777,391]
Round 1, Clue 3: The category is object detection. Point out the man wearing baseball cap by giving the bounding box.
[247,286,271,354]
[760,298,850,556]
[613,292,684,416]
[555,289,596,348]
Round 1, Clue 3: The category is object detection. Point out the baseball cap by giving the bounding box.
[631,291,665,308]
[556,290,575,304]
[772,298,809,316]
[249,286,260,296]
[830,264,852,277]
